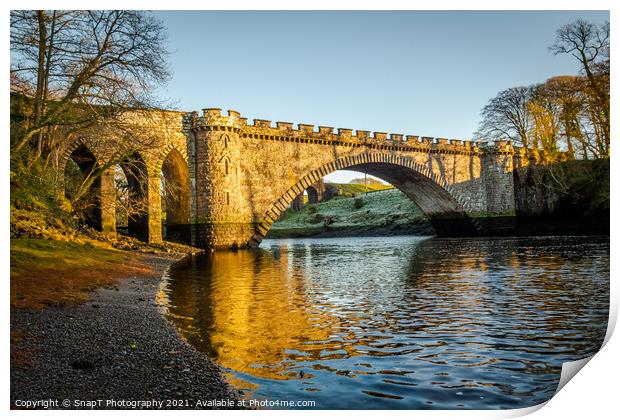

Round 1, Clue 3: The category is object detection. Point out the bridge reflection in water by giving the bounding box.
[162,236,609,409]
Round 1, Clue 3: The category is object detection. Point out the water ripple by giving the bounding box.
[163,236,609,409]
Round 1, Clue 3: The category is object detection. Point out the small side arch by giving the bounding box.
[58,138,105,196]
[150,142,189,178]
[60,140,105,230]
[160,148,191,223]
[306,186,319,204]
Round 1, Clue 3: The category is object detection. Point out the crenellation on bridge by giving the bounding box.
[337,128,353,137]
[373,132,387,141]
[276,121,294,130]
[406,135,419,143]
[253,119,272,128]
[187,109,506,156]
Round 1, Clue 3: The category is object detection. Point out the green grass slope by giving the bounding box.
[268,188,433,239]
[326,182,393,197]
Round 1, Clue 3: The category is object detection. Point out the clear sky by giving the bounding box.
[153,11,609,182]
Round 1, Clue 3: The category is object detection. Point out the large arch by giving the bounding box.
[60,139,102,198]
[249,153,477,247]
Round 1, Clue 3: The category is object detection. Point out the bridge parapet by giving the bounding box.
[276,121,293,130]
[480,139,514,154]
[338,128,353,137]
[255,119,273,129]
[188,107,515,156]
[187,108,246,131]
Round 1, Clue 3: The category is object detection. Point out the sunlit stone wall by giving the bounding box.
[189,109,517,248]
[51,105,518,249]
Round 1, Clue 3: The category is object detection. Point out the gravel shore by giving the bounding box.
[10,253,242,409]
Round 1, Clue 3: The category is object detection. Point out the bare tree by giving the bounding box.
[476,86,533,148]
[473,19,609,215]
[550,19,609,155]
[10,10,172,225]
[478,19,610,161]
[541,75,608,160]
[10,10,170,160]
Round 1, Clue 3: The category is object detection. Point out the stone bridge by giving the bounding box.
[59,107,517,249]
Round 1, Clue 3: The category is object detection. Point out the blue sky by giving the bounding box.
[153,11,609,182]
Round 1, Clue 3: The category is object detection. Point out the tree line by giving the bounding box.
[476,20,610,162]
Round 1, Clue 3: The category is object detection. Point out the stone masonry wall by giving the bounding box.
[57,109,190,243]
[56,107,517,249]
[189,109,516,248]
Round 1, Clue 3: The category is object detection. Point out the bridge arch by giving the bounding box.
[150,142,189,177]
[59,134,191,242]
[305,185,319,205]
[115,151,150,240]
[158,146,191,242]
[61,140,105,230]
[59,139,105,193]
[250,153,475,246]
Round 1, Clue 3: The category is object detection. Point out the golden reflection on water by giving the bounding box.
[166,248,342,381]
[162,236,609,409]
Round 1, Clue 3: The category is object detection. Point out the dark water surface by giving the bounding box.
[162,236,609,409]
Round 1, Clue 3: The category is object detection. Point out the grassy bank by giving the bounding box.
[268,188,432,239]
[325,182,393,197]
[10,239,158,310]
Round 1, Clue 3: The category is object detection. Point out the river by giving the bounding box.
[161,236,609,409]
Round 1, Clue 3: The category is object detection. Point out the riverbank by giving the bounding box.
[267,183,609,239]
[10,238,241,409]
